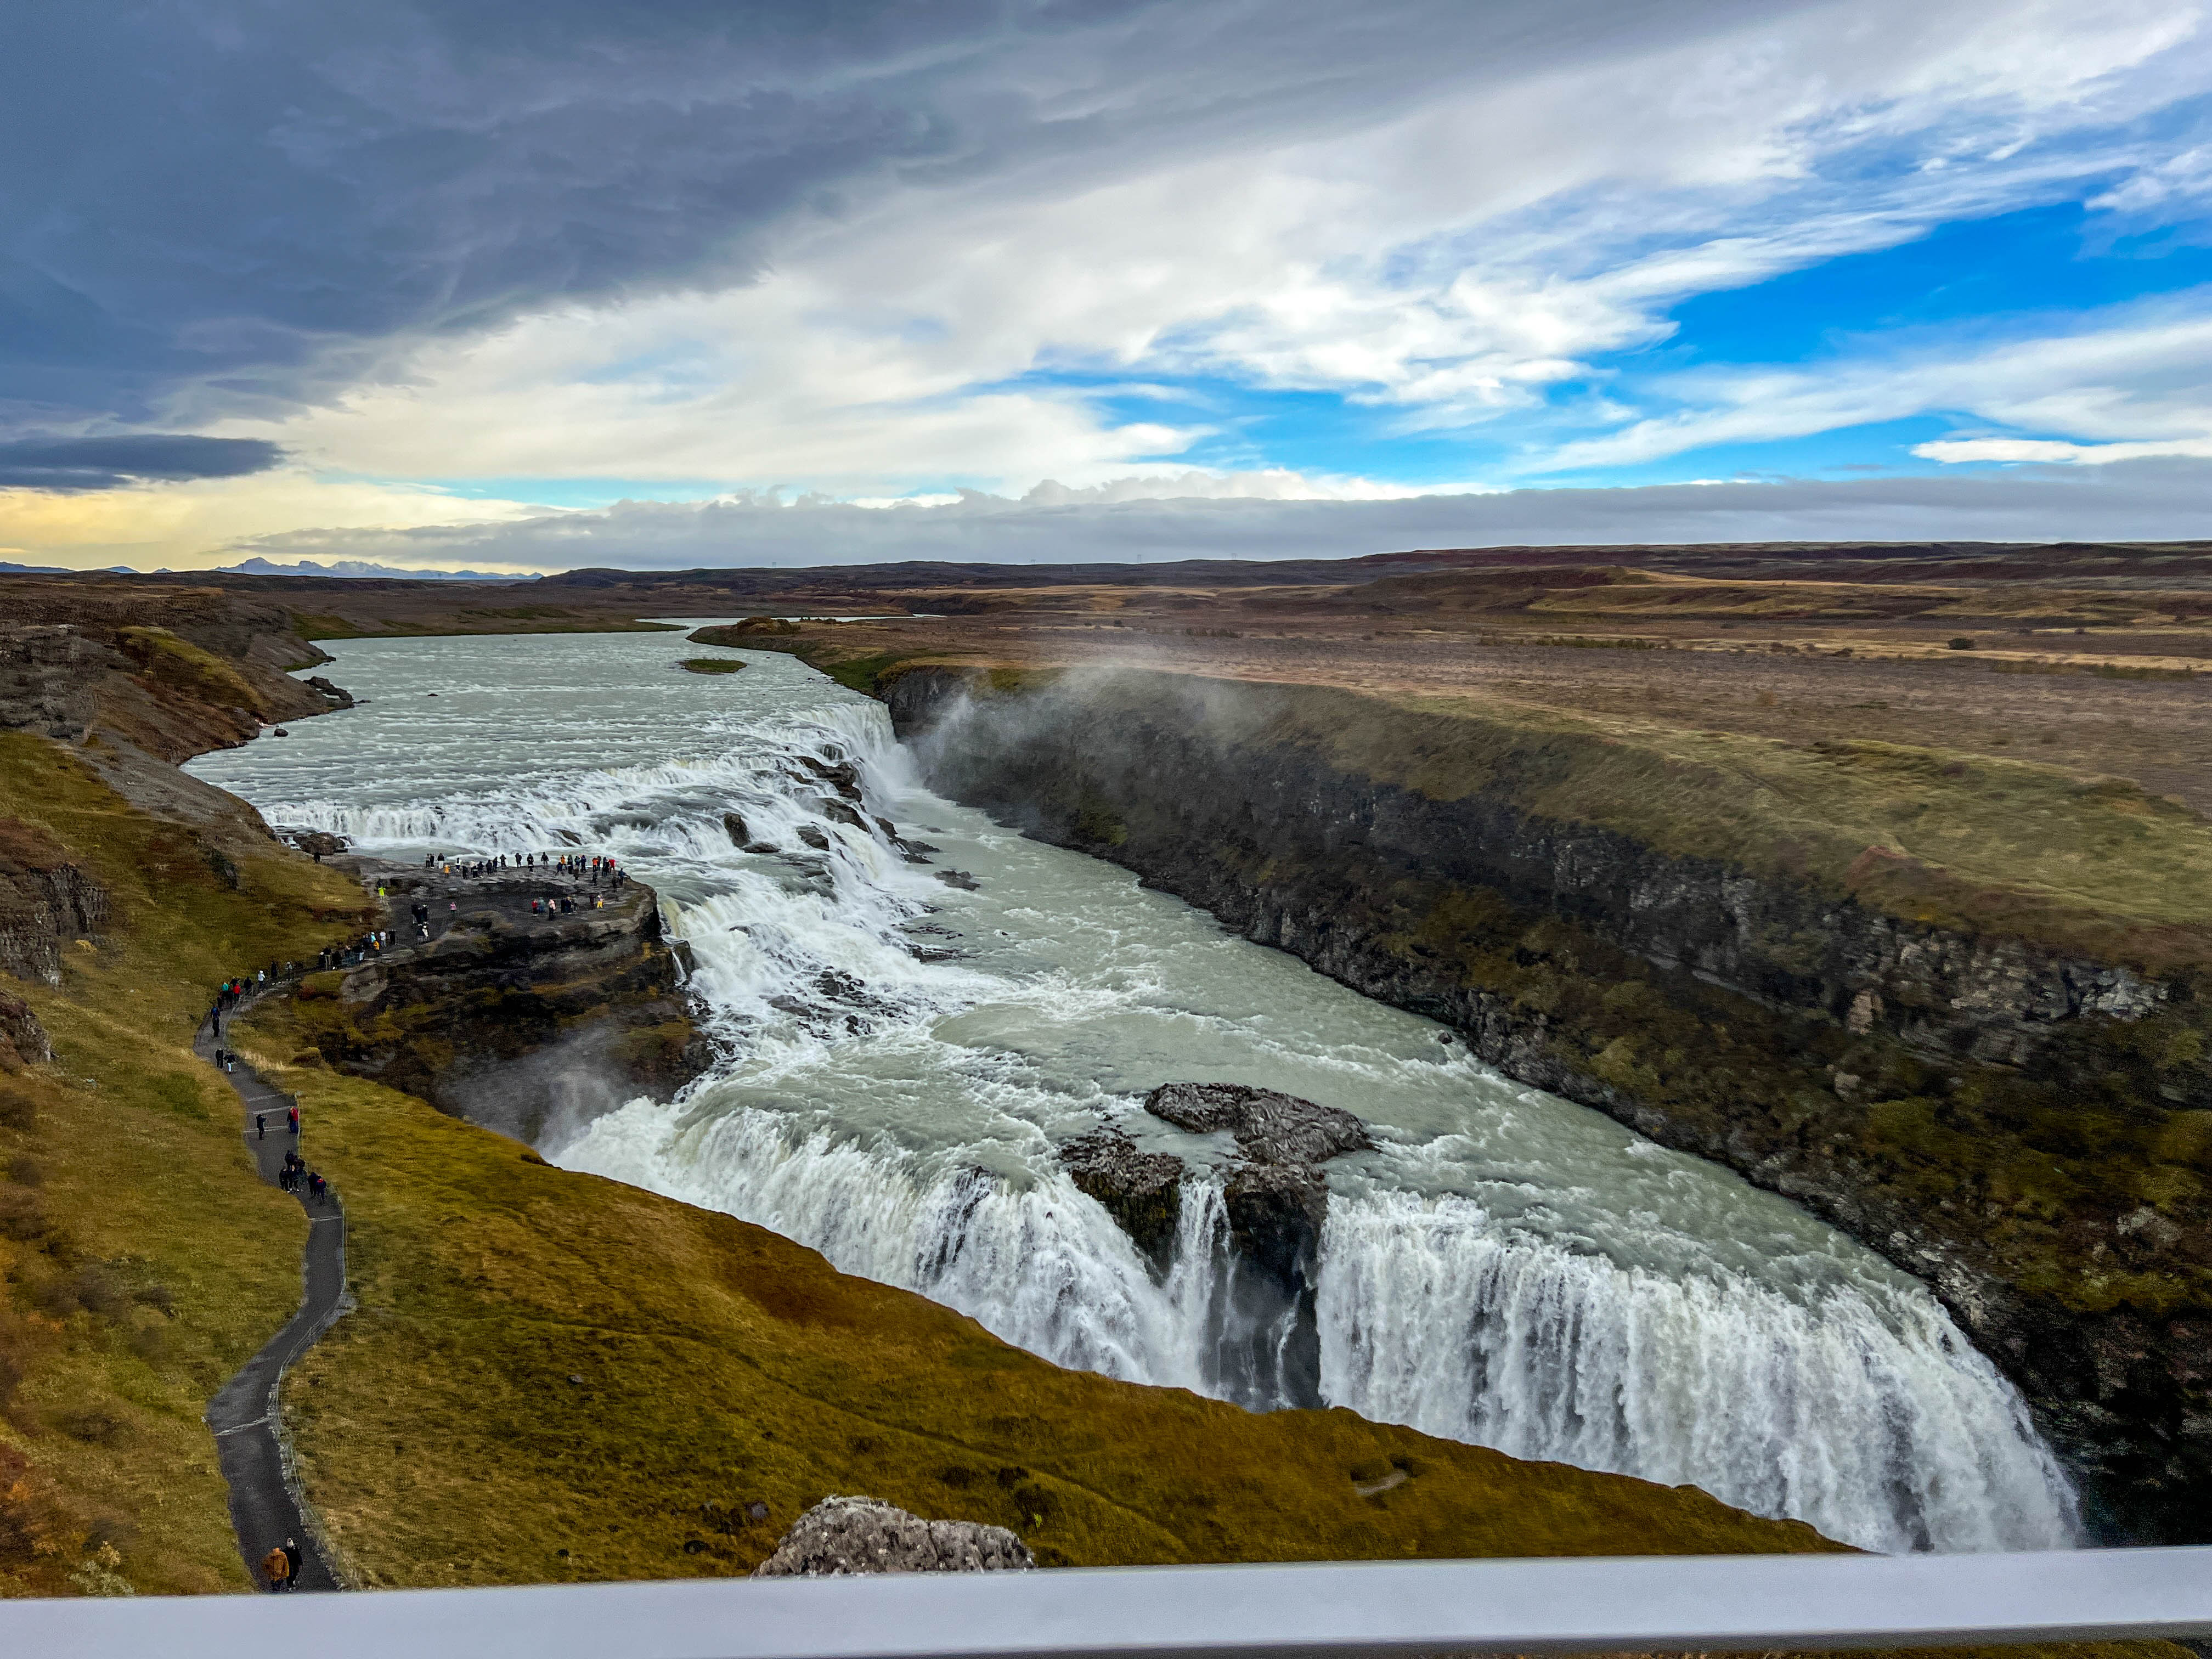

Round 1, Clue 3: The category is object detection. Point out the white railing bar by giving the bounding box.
[5,1547,2210,1658]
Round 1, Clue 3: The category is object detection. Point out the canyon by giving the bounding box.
[1,576,1877,1596]
[870,661,2212,1544]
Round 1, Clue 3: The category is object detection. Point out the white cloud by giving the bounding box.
[2089,143,2212,214]
[161,0,2212,500]
[1914,435,2212,462]
[1018,469,1475,505]
[1534,298,2212,472]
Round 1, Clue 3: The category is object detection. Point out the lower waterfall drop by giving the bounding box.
[1315,1189,2075,1555]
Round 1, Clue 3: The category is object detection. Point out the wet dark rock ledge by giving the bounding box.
[1063,1081,1373,1406]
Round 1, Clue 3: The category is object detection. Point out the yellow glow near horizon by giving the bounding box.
[0,471,546,572]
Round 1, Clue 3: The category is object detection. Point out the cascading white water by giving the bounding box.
[1317,1190,2067,1555]
[187,628,2083,1555]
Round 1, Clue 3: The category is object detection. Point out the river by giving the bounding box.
[185,628,2081,1555]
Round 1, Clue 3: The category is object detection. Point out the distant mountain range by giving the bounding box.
[219,557,530,581]
[2,557,528,580]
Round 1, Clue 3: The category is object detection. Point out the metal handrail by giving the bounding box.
[5,1546,2210,1658]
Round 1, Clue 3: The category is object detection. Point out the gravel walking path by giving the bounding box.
[195,1000,348,1594]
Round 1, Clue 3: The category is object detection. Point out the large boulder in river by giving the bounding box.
[753,1497,1034,1577]
[1060,1125,1185,1271]
[1144,1082,1375,1308]
[1059,1084,1376,1406]
[1143,1081,1373,1165]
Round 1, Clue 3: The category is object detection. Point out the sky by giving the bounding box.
[8,1,2212,574]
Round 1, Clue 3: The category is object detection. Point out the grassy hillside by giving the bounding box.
[0,731,371,1595]
[1276,681,2212,973]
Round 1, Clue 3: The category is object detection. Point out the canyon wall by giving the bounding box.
[882,664,2212,1544]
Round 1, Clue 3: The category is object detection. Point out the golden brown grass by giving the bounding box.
[1214,679,2212,971]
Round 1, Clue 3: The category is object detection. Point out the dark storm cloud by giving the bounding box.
[0,435,284,491]
[2,0,1779,423]
[212,458,2212,571]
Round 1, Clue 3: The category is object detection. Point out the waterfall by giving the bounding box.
[1314,1189,2076,1554]
[189,634,2084,1556]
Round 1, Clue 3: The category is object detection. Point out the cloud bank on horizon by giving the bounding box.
[6,1,2212,571]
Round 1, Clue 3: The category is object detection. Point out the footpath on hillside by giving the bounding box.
[190,850,636,1591]
[195,994,348,1593]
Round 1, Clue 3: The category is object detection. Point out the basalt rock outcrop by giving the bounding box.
[0,815,110,988]
[1146,1081,1373,1296]
[892,664,2212,1544]
[1,592,349,868]
[0,990,49,1068]
[291,860,712,1146]
[752,1497,1033,1577]
[1062,1082,1374,1406]
[1060,1125,1184,1271]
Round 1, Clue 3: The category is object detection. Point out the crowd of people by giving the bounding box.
[277,1148,327,1202]
[208,963,304,1025]
[315,932,393,971]
[420,849,627,888]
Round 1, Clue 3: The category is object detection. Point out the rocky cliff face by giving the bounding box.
[1,600,349,878]
[0,991,49,1068]
[0,815,109,989]
[292,860,710,1143]
[887,665,2212,1544]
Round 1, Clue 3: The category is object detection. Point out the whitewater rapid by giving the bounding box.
[186,628,2081,1555]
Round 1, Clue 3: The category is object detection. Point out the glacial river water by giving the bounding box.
[186,628,2081,1554]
